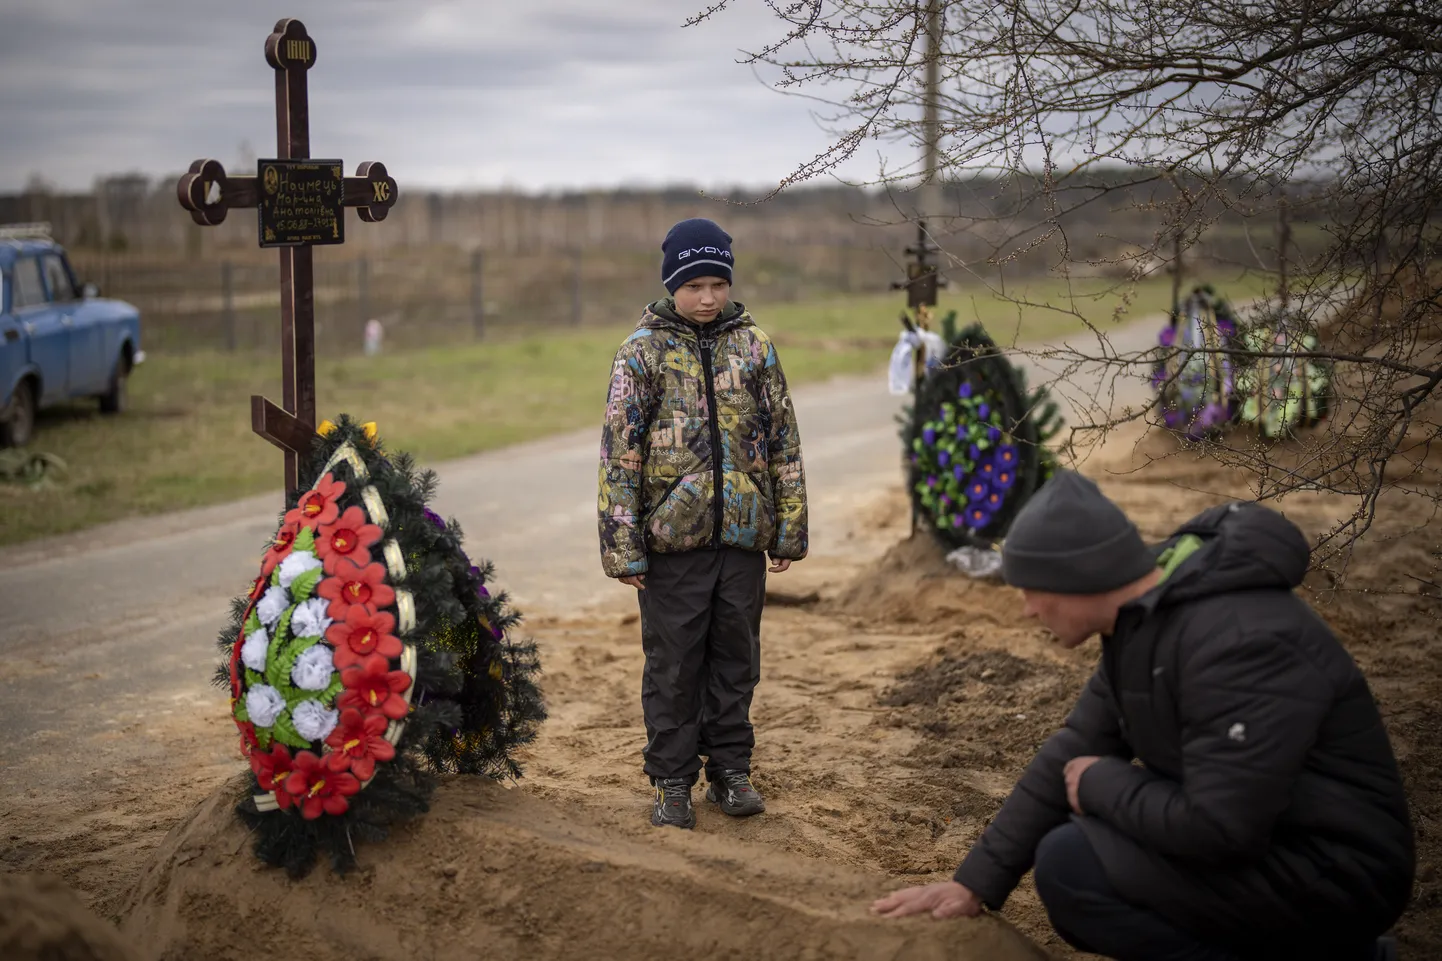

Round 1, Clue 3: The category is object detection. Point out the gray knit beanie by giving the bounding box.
[1001,469,1155,594]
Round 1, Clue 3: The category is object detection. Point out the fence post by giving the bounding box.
[471,248,485,339]
[357,258,370,342]
[221,260,236,352]
[571,247,583,326]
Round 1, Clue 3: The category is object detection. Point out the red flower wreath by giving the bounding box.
[285,473,346,530]
[317,558,395,620]
[337,656,412,720]
[316,506,383,574]
[324,709,396,781]
[324,606,402,669]
[283,750,362,820]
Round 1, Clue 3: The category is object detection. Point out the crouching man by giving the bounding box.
[872,470,1414,961]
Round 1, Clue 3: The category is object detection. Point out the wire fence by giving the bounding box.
[67,243,915,355]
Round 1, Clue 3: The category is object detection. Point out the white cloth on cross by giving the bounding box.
[888,329,948,395]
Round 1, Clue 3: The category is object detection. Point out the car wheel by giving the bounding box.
[0,379,36,448]
[100,357,129,414]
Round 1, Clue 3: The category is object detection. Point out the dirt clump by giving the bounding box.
[0,872,140,961]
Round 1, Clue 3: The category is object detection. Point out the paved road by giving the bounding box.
[0,319,1158,766]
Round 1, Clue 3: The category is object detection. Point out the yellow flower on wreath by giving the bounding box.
[316,419,382,449]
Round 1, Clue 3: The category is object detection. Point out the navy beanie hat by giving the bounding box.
[661,218,734,293]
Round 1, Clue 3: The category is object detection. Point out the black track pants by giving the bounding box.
[637,548,765,782]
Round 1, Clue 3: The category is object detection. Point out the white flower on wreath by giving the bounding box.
[257,585,290,628]
[240,625,270,673]
[290,597,333,640]
[291,643,335,691]
[292,700,339,741]
[246,684,286,728]
[278,549,322,590]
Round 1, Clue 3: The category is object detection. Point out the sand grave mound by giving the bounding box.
[0,872,140,961]
[827,531,1008,629]
[119,775,1052,961]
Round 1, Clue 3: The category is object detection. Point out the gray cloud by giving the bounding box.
[0,0,894,193]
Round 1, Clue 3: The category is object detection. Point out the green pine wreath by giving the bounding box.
[214,416,546,877]
[902,314,1063,550]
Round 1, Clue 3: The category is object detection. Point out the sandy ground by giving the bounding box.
[113,774,1053,961]
[3,320,1440,958]
[500,426,1442,960]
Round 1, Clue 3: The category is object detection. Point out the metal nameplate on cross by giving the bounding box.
[175,18,399,497]
[893,222,946,310]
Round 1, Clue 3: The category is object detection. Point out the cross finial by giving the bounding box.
[354,161,398,222]
[265,19,317,74]
[177,159,231,226]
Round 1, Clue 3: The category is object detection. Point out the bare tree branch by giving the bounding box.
[689,0,1442,585]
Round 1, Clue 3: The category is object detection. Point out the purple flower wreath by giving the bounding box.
[911,380,1027,537]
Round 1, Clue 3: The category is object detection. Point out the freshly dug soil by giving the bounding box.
[119,774,1049,961]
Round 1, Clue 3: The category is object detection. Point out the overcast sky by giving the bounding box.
[0,0,902,194]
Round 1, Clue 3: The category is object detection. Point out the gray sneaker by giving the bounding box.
[651,777,695,829]
[705,769,765,816]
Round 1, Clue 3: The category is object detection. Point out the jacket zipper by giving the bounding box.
[697,333,725,548]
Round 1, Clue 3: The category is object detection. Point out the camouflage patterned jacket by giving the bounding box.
[598,299,808,578]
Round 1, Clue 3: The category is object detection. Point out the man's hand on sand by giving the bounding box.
[1064,755,1101,814]
[768,558,792,574]
[619,575,646,590]
[871,881,982,920]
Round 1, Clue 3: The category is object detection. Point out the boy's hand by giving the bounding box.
[768,558,791,574]
[619,575,646,590]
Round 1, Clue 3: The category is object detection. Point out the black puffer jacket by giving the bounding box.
[954,501,1414,956]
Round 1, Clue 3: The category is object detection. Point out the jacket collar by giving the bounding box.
[640,298,749,338]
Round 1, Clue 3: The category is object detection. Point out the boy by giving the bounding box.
[598,217,809,829]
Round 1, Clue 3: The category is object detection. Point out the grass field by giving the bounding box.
[0,271,1279,545]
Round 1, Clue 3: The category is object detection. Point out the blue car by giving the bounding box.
[0,225,143,447]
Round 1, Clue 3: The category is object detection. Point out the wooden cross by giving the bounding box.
[175,18,399,497]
